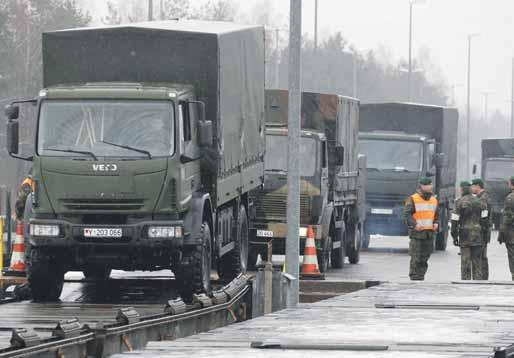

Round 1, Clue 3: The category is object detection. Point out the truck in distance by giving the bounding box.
[358,102,458,250]
[248,90,365,271]
[5,21,265,301]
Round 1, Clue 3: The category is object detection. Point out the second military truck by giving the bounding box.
[480,138,514,227]
[359,103,458,250]
[249,90,366,271]
[5,21,265,301]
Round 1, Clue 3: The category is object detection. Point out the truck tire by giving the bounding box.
[435,211,448,251]
[176,222,212,302]
[331,229,345,269]
[347,223,362,264]
[27,249,64,302]
[83,266,112,280]
[218,206,249,281]
[362,224,371,249]
[317,236,332,273]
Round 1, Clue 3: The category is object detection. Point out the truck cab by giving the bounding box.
[249,127,333,270]
[359,131,437,245]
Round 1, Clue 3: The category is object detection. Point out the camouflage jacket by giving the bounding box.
[15,177,33,221]
[403,190,439,240]
[476,190,492,242]
[451,193,487,247]
[500,190,514,244]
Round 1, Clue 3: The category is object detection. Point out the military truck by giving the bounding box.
[359,103,458,250]
[479,138,514,227]
[4,21,265,301]
[248,90,364,271]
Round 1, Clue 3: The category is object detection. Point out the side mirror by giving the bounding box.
[7,121,19,154]
[472,164,477,176]
[434,153,448,168]
[198,120,213,147]
[5,104,19,120]
[334,146,344,166]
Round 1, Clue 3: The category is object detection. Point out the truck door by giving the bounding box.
[179,99,201,204]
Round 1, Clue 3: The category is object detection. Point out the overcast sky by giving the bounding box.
[83,0,514,117]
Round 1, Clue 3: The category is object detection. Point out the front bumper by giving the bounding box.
[27,218,189,249]
[365,203,407,236]
[250,222,323,242]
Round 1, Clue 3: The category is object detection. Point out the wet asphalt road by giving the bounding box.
[326,230,514,282]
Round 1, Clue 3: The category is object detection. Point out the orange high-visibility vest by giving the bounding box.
[410,193,438,231]
[21,177,35,192]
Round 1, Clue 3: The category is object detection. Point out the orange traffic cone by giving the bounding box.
[6,221,26,276]
[300,226,324,280]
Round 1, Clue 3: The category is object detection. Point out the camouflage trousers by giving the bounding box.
[409,237,434,280]
[481,244,489,280]
[506,243,514,281]
[460,245,483,280]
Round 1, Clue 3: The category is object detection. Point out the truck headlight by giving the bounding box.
[30,224,60,237]
[148,226,183,238]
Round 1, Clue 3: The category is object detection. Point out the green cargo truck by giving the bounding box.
[248,90,365,271]
[359,103,458,250]
[4,21,265,301]
[479,138,514,227]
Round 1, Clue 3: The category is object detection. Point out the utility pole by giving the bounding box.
[314,0,318,50]
[148,0,153,21]
[286,0,302,309]
[466,34,478,178]
[511,58,514,137]
[275,28,280,88]
[481,91,493,122]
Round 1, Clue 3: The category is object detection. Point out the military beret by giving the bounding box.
[471,178,484,186]
[460,181,471,188]
[419,177,432,185]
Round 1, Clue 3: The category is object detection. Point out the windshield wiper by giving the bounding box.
[102,140,152,159]
[46,148,98,161]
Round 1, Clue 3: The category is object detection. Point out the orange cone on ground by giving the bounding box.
[300,225,324,280]
[7,221,26,274]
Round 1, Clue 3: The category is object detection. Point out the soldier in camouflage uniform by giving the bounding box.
[471,178,492,279]
[498,176,514,281]
[451,181,487,280]
[403,177,439,281]
[15,170,34,221]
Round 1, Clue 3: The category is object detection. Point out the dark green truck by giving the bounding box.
[249,90,366,271]
[359,103,458,250]
[5,21,265,301]
[479,138,514,227]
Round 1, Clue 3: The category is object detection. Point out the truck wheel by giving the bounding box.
[176,222,212,302]
[83,266,111,280]
[317,236,332,273]
[331,229,345,269]
[27,249,64,302]
[362,224,371,249]
[347,224,362,264]
[218,206,249,281]
[435,211,448,251]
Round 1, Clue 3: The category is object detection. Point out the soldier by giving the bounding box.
[471,178,492,279]
[498,176,514,281]
[403,177,439,281]
[451,181,487,280]
[15,170,34,221]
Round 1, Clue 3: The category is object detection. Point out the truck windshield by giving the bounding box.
[265,135,317,176]
[484,160,514,180]
[359,139,423,172]
[38,100,174,159]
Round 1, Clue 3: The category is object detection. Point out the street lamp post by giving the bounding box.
[511,58,514,137]
[408,0,425,102]
[481,91,494,122]
[314,0,318,50]
[466,33,479,178]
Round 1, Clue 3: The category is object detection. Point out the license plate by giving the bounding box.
[371,208,393,215]
[256,230,274,238]
[84,228,122,238]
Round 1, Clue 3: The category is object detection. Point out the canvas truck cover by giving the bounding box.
[265,90,360,205]
[482,138,514,159]
[360,103,458,195]
[42,21,265,206]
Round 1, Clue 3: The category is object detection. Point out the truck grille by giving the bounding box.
[61,198,145,211]
[254,193,311,221]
